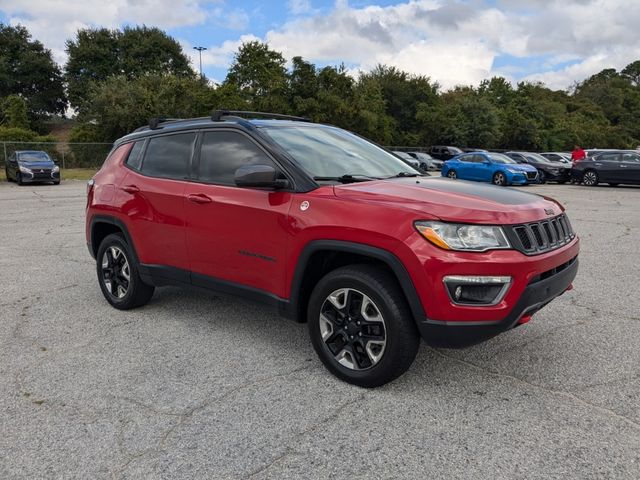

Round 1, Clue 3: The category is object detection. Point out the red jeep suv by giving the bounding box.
[86,111,579,387]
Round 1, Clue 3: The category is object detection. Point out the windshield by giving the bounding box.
[261,125,418,178]
[525,152,553,164]
[18,152,52,163]
[488,153,517,164]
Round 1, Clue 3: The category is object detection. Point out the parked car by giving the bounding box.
[505,151,571,184]
[461,148,488,153]
[5,150,60,185]
[540,152,572,165]
[406,151,442,171]
[428,145,462,161]
[571,150,640,186]
[442,151,538,186]
[392,151,422,171]
[86,111,579,387]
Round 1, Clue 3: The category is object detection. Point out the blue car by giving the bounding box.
[441,151,538,186]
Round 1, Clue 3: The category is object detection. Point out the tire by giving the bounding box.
[538,170,546,184]
[492,171,507,186]
[557,180,567,185]
[16,173,23,186]
[5,169,10,182]
[582,170,599,186]
[53,180,60,185]
[307,264,420,388]
[96,233,154,310]
[447,170,457,179]
[608,183,619,187]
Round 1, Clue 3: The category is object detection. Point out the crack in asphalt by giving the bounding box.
[244,392,367,479]
[432,349,640,431]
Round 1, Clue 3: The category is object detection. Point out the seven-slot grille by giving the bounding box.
[507,213,575,255]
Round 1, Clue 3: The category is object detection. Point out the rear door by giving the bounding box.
[184,129,293,298]
[120,132,195,274]
[592,153,620,182]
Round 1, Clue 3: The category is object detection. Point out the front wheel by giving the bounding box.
[537,170,546,184]
[307,265,419,388]
[492,172,507,186]
[16,173,24,186]
[582,170,599,186]
[96,233,154,310]
[447,170,457,179]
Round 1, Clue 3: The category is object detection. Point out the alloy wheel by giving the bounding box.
[319,288,387,371]
[583,171,598,186]
[447,171,457,179]
[101,246,131,298]
[493,172,506,186]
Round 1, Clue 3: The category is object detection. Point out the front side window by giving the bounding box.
[260,125,416,178]
[198,131,275,185]
[622,153,640,162]
[597,153,620,162]
[141,133,196,180]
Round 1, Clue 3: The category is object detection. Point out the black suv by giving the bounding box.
[5,150,60,185]
[428,146,462,161]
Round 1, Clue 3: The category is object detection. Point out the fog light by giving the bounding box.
[443,275,512,306]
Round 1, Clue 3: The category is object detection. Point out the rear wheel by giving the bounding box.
[447,170,457,179]
[492,172,507,186]
[307,265,419,388]
[582,170,599,186]
[96,233,154,310]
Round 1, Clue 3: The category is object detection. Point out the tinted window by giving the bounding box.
[459,154,474,163]
[621,153,640,162]
[141,133,195,179]
[125,140,145,171]
[597,153,620,162]
[198,131,275,185]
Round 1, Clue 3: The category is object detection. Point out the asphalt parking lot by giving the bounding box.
[1,180,639,479]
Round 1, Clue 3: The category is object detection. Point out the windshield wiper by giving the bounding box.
[313,174,381,183]
[385,171,423,178]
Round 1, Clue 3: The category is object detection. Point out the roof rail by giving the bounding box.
[211,110,311,123]
[148,117,184,130]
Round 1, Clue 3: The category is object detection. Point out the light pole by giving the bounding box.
[193,46,207,79]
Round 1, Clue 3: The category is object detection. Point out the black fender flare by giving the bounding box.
[286,240,426,323]
[88,214,139,263]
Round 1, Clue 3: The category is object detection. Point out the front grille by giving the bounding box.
[507,213,576,255]
[526,171,537,180]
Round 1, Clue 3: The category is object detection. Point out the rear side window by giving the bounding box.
[597,153,620,161]
[197,131,274,185]
[125,141,145,171]
[141,133,196,179]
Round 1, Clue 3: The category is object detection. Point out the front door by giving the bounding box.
[184,129,293,298]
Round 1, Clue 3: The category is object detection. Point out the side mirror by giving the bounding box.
[234,164,288,189]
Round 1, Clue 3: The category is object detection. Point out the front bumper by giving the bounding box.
[417,255,578,348]
[20,171,60,183]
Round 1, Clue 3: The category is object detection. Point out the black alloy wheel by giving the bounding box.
[96,233,154,309]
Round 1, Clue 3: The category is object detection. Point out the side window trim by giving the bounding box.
[193,128,294,189]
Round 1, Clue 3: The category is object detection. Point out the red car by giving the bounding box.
[86,111,579,387]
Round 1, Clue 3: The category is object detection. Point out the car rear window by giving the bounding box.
[141,133,196,180]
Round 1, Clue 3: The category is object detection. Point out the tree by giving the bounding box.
[0,95,30,129]
[65,26,194,110]
[0,24,66,121]
[224,41,289,112]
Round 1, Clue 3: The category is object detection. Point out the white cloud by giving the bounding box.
[288,0,315,16]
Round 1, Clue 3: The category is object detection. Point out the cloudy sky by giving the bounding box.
[1,0,638,90]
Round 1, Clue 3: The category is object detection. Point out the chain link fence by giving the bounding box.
[1,141,113,169]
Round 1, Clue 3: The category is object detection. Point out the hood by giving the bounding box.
[505,163,537,172]
[333,177,563,224]
[19,160,54,168]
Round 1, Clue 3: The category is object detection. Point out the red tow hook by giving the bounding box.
[565,283,574,291]
[518,314,533,325]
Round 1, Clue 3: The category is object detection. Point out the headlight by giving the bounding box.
[415,221,511,252]
[506,168,521,174]
[52,165,60,173]
[19,165,32,174]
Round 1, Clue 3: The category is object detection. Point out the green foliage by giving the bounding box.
[1,95,30,129]
[0,24,66,120]
[65,26,195,110]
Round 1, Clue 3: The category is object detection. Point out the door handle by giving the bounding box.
[187,193,212,204]
[121,185,140,193]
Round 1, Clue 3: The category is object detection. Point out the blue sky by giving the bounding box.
[1,0,638,90]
